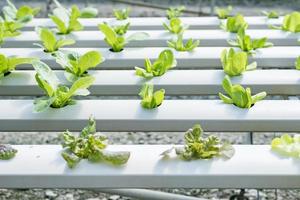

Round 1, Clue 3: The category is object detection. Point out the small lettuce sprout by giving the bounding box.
[271,134,300,158]
[270,12,300,33]
[50,0,83,34]
[0,53,35,78]
[167,33,199,51]
[228,28,273,54]
[0,21,21,45]
[113,22,130,35]
[161,124,235,160]
[220,14,248,33]
[262,10,279,19]
[296,56,300,70]
[80,7,98,18]
[163,18,188,34]
[35,27,75,53]
[166,6,185,20]
[32,61,95,112]
[215,6,232,19]
[98,23,149,52]
[219,76,267,108]
[113,8,130,20]
[0,144,17,160]
[135,49,176,78]
[55,50,104,82]
[221,48,256,76]
[61,117,130,168]
[139,83,165,109]
[2,0,40,22]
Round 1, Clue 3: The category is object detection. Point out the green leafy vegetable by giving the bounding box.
[32,61,95,112]
[228,28,273,53]
[0,144,17,160]
[220,14,248,33]
[219,75,267,108]
[35,27,75,53]
[61,117,130,168]
[113,22,130,35]
[0,53,35,78]
[221,48,256,76]
[50,0,83,34]
[167,33,199,51]
[262,10,279,19]
[2,0,40,22]
[98,23,149,52]
[166,6,185,20]
[163,18,188,34]
[0,21,21,45]
[55,50,104,82]
[215,6,232,19]
[113,8,130,20]
[296,56,300,70]
[270,12,300,33]
[80,7,98,18]
[139,83,165,109]
[161,124,235,160]
[135,49,176,78]
[271,134,300,158]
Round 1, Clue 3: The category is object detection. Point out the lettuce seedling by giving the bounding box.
[271,134,300,158]
[167,33,199,51]
[113,22,130,35]
[166,6,185,20]
[261,10,279,19]
[163,18,188,34]
[80,7,98,18]
[219,75,266,108]
[0,53,35,78]
[161,124,235,160]
[61,116,130,168]
[139,83,165,109]
[35,27,75,53]
[98,23,149,52]
[0,144,17,160]
[135,49,177,78]
[55,50,104,82]
[32,61,95,112]
[2,0,40,23]
[50,0,83,34]
[215,6,232,19]
[228,28,273,54]
[0,21,21,45]
[113,8,130,20]
[296,56,300,70]
[221,48,257,76]
[220,14,248,33]
[270,12,300,33]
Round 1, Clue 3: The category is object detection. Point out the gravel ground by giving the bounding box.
[1,0,300,199]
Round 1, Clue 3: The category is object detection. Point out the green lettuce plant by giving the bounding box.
[167,33,199,51]
[166,6,185,20]
[163,18,188,34]
[219,76,266,108]
[220,14,248,33]
[271,134,300,158]
[270,12,300,33]
[98,23,149,52]
[296,56,300,70]
[228,28,273,54]
[55,50,104,82]
[135,49,176,78]
[161,124,235,160]
[0,53,35,78]
[32,61,95,112]
[61,117,130,168]
[50,0,83,34]
[113,8,130,20]
[2,0,40,23]
[0,144,17,160]
[262,10,279,19]
[139,83,165,109]
[215,6,232,19]
[0,21,21,45]
[35,27,75,53]
[112,22,130,36]
[221,48,257,76]
[80,7,98,18]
